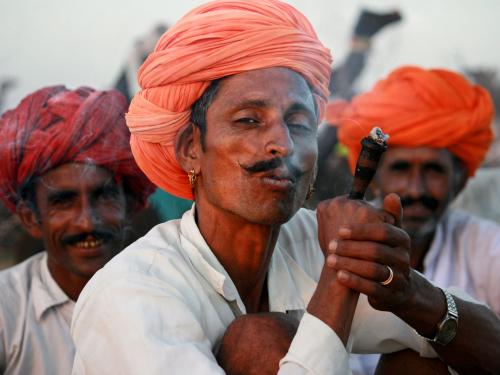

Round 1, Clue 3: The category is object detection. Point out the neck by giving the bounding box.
[47,257,89,301]
[195,202,281,313]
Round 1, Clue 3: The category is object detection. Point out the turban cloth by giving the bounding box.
[126,0,332,200]
[0,86,155,213]
[338,66,494,177]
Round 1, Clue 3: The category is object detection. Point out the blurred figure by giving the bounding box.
[451,68,500,224]
[310,8,402,208]
[0,86,155,374]
[113,23,193,221]
[339,66,499,374]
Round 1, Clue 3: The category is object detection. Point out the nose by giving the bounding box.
[264,120,294,157]
[74,197,98,232]
[407,169,425,198]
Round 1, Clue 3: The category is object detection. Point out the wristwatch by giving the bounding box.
[426,288,459,345]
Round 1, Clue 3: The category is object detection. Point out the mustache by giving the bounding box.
[400,196,440,211]
[61,230,117,245]
[240,157,302,178]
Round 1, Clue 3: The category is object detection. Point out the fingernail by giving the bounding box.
[326,254,337,267]
[328,240,338,252]
[339,226,351,238]
[338,270,348,281]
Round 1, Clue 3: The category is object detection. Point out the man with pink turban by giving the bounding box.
[71,2,500,374]
[0,86,154,374]
[339,66,500,373]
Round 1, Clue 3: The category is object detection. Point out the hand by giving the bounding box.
[324,194,415,311]
[316,194,396,257]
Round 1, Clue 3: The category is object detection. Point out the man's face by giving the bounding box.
[195,67,318,225]
[32,162,128,280]
[374,147,463,238]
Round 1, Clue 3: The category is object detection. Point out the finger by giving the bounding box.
[383,193,402,228]
[336,270,392,298]
[338,223,410,248]
[326,254,391,283]
[328,239,410,268]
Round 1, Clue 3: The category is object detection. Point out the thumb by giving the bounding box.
[383,193,403,227]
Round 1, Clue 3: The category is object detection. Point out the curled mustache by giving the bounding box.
[62,230,117,245]
[240,157,302,179]
[400,195,439,211]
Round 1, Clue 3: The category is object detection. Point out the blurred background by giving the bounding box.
[1,0,499,112]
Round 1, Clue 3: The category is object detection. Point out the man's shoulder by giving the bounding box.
[76,219,194,305]
[448,209,500,238]
[0,252,45,300]
[0,252,45,324]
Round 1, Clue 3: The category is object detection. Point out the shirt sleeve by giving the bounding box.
[279,312,352,374]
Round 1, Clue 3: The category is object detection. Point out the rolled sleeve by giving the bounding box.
[279,312,351,375]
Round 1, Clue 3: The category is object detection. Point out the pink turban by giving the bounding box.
[0,86,155,213]
[338,66,494,176]
[126,0,332,200]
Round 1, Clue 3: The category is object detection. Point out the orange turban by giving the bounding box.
[338,66,494,177]
[0,86,155,213]
[126,0,332,200]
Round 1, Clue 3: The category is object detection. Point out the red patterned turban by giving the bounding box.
[126,0,332,199]
[0,86,155,213]
[338,66,494,176]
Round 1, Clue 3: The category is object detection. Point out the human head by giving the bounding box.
[126,0,332,207]
[338,66,494,237]
[0,86,155,280]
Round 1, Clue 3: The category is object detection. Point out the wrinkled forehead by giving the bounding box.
[37,162,118,191]
[209,67,318,119]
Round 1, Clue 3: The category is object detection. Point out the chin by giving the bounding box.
[403,219,438,239]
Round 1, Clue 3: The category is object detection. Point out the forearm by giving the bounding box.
[392,272,500,374]
[307,266,359,345]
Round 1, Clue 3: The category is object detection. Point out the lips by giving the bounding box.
[259,169,296,190]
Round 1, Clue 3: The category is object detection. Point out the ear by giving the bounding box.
[452,167,469,198]
[175,123,202,173]
[17,201,43,238]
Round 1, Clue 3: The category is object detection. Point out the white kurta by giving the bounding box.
[0,252,75,375]
[71,206,435,374]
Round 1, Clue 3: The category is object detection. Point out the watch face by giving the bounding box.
[439,319,458,344]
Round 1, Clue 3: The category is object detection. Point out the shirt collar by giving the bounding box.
[32,252,73,321]
[179,204,317,314]
[179,204,245,312]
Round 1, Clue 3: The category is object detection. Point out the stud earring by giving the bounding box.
[306,184,315,200]
[188,169,198,188]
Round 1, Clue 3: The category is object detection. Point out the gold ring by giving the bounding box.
[380,266,394,286]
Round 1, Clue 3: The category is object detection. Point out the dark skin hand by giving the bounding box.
[324,195,500,374]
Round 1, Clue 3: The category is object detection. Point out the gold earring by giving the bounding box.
[188,169,198,188]
[306,184,315,200]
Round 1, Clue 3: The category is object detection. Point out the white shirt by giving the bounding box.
[351,208,500,375]
[0,252,75,375]
[424,209,500,314]
[71,206,434,375]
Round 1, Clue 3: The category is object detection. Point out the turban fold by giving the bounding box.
[126,0,332,200]
[338,66,494,176]
[0,86,155,213]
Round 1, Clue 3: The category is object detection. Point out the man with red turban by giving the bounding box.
[0,86,155,374]
[71,2,500,374]
[339,66,500,373]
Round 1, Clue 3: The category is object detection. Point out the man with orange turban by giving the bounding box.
[71,2,500,374]
[339,65,500,374]
[0,86,155,374]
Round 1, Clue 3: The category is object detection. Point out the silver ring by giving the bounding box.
[380,266,394,286]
